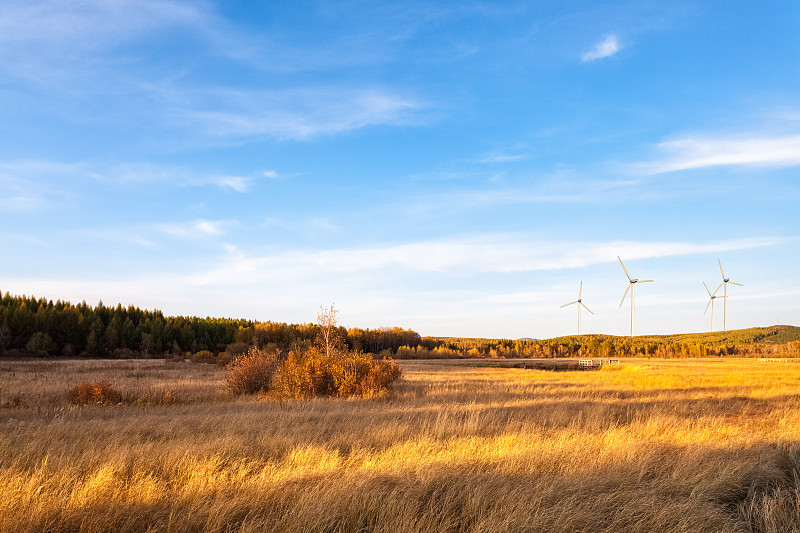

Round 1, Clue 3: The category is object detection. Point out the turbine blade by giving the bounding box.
[560,301,578,308]
[620,283,631,307]
[713,282,723,296]
[729,281,743,286]
[719,258,726,279]
[705,299,711,314]
[579,281,583,299]
[618,256,632,281]
[703,281,712,296]
[638,279,654,283]
[581,302,594,314]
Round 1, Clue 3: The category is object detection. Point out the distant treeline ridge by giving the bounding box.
[0,293,420,359]
[1,292,799,360]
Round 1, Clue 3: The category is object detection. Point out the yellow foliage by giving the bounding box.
[274,348,401,398]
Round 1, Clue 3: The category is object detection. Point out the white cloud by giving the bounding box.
[103,163,260,191]
[398,177,647,217]
[157,219,234,239]
[2,235,792,337]
[639,134,800,173]
[476,152,529,164]
[187,235,781,286]
[581,34,621,62]
[0,0,210,85]
[0,160,83,210]
[0,159,260,198]
[174,87,424,141]
[0,2,429,144]
[211,176,252,192]
[0,0,205,45]
[0,194,45,212]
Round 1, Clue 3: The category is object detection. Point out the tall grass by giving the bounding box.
[1,358,800,531]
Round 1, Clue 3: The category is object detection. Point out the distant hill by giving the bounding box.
[444,326,800,347]
[426,326,800,359]
[544,325,800,347]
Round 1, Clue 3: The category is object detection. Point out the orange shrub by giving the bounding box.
[225,347,280,395]
[67,381,122,405]
[274,348,401,399]
[272,348,333,398]
[191,350,216,364]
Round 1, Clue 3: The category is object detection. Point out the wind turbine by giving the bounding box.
[703,281,724,332]
[618,256,653,337]
[560,281,593,335]
[718,259,743,331]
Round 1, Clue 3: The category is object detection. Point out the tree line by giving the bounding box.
[1,292,798,359]
[410,330,800,359]
[0,293,421,359]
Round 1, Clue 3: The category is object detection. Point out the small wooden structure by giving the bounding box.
[578,358,619,370]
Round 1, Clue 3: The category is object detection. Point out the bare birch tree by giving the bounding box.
[315,304,345,358]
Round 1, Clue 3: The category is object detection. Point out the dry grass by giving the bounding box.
[1,358,800,532]
[0,359,226,411]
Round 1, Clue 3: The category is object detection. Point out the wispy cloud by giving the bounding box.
[108,163,266,192]
[210,176,252,192]
[188,235,781,286]
[1,235,788,337]
[639,133,800,174]
[0,2,428,145]
[0,0,205,45]
[400,177,647,216]
[581,34,621,62]
[0,0,209,85]
[0,159,263,202]
[0,160,83,211]
[157,219,235,239]
[174,87,424,141]
[476,151,529,164]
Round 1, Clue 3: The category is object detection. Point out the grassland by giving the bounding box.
[2,358,800,532]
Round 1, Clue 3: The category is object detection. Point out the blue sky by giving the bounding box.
[1,0,799,338]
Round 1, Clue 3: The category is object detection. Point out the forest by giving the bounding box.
[0,292,421,359]
[1,292,799,360]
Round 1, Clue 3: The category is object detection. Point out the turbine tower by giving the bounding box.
[703,281,724,332]
[718,259,743,331]
[618,256,653,337]
[560,281,593,335]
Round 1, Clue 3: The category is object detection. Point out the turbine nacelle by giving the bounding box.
[561,281,593,335]
[703,281,725,317]
[718,259,743,331]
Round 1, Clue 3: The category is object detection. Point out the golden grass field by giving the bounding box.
[2,357,800,532]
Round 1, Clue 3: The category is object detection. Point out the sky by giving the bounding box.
[1,0,799,339]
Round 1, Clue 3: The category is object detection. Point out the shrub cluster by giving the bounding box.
[225,347,280,395]
[67,381,123,405]
[225,346,401,399]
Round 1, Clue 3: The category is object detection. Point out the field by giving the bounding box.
[2,358,800,532]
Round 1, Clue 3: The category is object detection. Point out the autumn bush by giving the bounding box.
[271,347,332,398]
[226,306,401,399]
[225,347,280,395]
[191,350,216,364]
[67,381,123,405]
[273,348,401,399]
